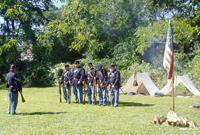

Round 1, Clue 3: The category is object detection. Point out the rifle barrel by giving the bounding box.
[69,84,71,104]
[93,79,97,105]
[59,83,62,103]
[105,83,109,106]
[83,83,86,104]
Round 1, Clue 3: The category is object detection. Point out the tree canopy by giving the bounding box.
[0,0,200,87]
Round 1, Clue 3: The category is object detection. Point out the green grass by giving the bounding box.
[0,86,200,135]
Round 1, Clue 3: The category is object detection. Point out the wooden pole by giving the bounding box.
[169,18,174,111]
[172,78,175,111]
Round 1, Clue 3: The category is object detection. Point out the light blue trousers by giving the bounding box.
[87,85,95,104]
[63,87,70,103]
[98,87,107,105]
[110,88,119,107]
[8,91,18,115]
[72,85,83,103]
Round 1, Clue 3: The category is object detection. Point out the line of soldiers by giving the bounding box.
[60,60,121,107]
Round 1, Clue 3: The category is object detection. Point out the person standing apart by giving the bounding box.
[86,62,96,105]
[71,60,85,104]
[96,65,108,106]
[107,64,120,107]
[60,64,71,103]
[6,64,22,115]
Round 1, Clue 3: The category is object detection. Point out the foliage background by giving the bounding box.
[0,0,200,95]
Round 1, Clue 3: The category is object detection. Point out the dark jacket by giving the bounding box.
[6,71,22,92]
[86,67,96,85]
[107,70,120,89]
[97,69,107,87]
[71,66,85,86]
[60,70,71,87]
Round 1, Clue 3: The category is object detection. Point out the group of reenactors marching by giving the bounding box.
[60,60,121,107]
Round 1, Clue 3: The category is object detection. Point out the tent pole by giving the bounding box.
[172,78,175,111]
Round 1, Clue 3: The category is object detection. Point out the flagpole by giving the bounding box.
[172,77,175,111]
[169,18,175,112]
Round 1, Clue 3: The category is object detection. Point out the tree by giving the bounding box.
[38,0,146,59]
[135,0,200,61]
[0,0,55,83]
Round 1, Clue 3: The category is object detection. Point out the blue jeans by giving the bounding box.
[98,87,107,105]
[110,88,119,107]
[8,91,18,115]
[63,87,70,103]
[87,85,95,104]
[72,85,83,103]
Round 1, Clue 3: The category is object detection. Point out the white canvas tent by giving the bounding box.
[161,75,200,96]
[120,72,160,96]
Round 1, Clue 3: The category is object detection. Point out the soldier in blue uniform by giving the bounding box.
[71,60,85,104]
[85,62,96,105]
[107,64,120,107]
[96,65,108,106]
[60,64,71,103]
[6,64,22,115]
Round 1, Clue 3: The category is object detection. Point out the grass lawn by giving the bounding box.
[0,86,200,135]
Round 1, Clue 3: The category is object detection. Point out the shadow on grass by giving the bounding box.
[18,111,67,115]
[72,100,154,107]
[119,101,154,107]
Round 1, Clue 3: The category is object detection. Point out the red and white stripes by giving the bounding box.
[163,21,174,90]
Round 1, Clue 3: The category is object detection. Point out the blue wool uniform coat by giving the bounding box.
[97,69,108,87]
[6,71,22,91]
[107,70,120,89]
[71,66,85,86]
[86,67,96,85]
[60,70,71,87]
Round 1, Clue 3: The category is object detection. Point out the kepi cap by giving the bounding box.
[110,64,115,67]
[10,64,16,70]
[88,62,92,65]
[74,60,79,64]
[97,65,102,70]
[65,64,69,67]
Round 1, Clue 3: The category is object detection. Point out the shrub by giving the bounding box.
[23,62,54,87]
[49,63,74,86]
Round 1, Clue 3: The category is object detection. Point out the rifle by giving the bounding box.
[101,69,109,106]
[20,92,26,102]
[93,79,97,105]
[59,83,62,103]
[69,83,71,104]
[105,82,109,106]
[83,83,86,104]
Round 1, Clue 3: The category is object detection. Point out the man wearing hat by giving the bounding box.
[71,60,85,103]
[6,64,22,115]
[96,65,108,106]
[85,62,96,105]
[60,64,71,103]
[107,64,120,107]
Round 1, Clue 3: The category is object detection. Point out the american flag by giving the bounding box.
[163,20,174,90]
